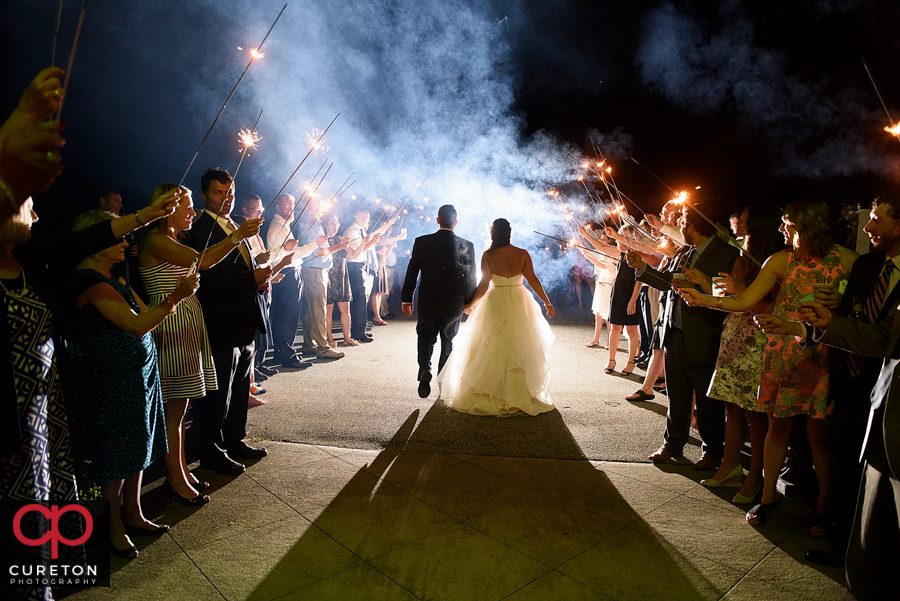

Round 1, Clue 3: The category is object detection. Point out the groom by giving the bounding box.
[401,204,477,398]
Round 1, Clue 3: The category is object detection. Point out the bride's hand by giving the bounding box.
[544,303,555,318]
[463,303,474,315]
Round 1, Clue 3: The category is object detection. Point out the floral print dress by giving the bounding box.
[757,248,847,419]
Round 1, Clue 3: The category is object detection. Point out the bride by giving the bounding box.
[436,218,556,417]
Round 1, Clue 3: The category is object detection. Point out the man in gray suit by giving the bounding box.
[796,277,900,601]
[626,204,740,470]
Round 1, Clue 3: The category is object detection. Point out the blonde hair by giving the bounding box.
[0,200,32,245]
[149,183,191,233]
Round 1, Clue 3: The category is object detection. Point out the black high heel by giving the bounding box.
[621,361,636,377]
[746,499,781,526]
[110,539,138,560]
[190,480,210,492]
[163,479,210,506]
[604,360,616,375]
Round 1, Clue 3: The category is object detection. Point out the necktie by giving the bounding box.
[848,259,894,376]
[224,218,253,267]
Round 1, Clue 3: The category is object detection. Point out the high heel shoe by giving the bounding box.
[190,480,210,492]
[124,523,170,537]
[746,499,781,526]
[163,479,210,506]
[110,541,139,560]
[732,483,762,504]
[700,464,743,488]
[621,361,636,377]
[604,360,616,375]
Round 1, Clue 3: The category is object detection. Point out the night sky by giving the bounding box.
[2,0,899,244]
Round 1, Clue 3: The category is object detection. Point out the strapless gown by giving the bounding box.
[436,274,555,417]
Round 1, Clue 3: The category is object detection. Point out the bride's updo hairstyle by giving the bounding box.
[488,218,512,252]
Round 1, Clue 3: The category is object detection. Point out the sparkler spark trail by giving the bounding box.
[630,157,676,193]
[262,112,340,219]
[238,128,261,150]
[201,108,263,265]
[885,122,900,137]
[55,0,89,123]
[303,171,355,236]
[534,231,623,265]
[178,3,287,187]
[306,128,330,153]
[861,57,900,145]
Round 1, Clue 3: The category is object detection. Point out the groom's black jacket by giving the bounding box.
[401,228,477,317]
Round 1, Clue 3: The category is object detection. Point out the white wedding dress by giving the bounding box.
[436,274,555,417]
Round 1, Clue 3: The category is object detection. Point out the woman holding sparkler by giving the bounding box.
[604,225,645,376]
[437,218,555,417]
[577,225,618,348]
[679,198,857,528]
[692,207,784,505]
[71,208,198,559]
[138,183,261,504]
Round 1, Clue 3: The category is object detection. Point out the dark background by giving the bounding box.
[2,0,899,233]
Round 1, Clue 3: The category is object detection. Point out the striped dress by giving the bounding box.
[139,261,217,400]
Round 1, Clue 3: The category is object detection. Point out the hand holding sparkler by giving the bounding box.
[754,314,803,337]
[797,301,833,330]
[234,217,263,240]
[682,267,712,295]
[139,187,181,223]
[282,238,299,252]
[8,68,65,125]
[812,284,841,309]
[171,272,201,304]
[624,250,645,271]
[254,264,273,291]
[0,120,66,206]
[255,251,271,265]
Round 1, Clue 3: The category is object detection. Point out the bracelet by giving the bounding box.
[134,210,147,226]
[717,297,723,310]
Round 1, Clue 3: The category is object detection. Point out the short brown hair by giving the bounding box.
[872,190,900,220]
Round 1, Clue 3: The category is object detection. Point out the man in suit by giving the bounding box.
[401,204,477,398]
[800,291,900,601]
[186,168,271,475]
[626,204,740,470]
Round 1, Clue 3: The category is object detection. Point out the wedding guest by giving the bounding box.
[578,225,616,347]
[298,197,350,360]
[627,203,740,471]
[0,67,66,228]
[343,209,397,342]
[97,186,123,215]
[605,226,644,376]
[71,209,199,558]
[139,184,260,500]
[680,197,857,525]
[695,206,784,505]
[324,214,354,346]
[185,168,270,475]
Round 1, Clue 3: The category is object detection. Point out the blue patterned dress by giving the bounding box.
[72,270,167,482]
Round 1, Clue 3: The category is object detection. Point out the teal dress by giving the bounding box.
[72,269,167,483]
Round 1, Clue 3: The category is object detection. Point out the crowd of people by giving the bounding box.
[576,191,897,601]
[2,65,898,601]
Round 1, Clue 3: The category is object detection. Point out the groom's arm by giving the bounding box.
[401,238,424,313]
[463,240,477,304]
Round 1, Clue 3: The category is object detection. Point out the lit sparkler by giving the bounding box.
[885,122,900,137]
[55,0,89,122]
[261,113,340,219]
[178,3,287,186]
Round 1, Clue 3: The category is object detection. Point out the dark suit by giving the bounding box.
[638,235,740,457]
[185,211,265,461]
[816,295,900,601]
[401,228,477,377]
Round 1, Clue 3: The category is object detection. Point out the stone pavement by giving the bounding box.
[68,439,848,600]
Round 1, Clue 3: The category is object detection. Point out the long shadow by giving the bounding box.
[238,406,728,600]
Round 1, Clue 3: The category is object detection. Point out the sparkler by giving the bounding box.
[52,0,64,67]
[200,109,264,265]
[261,113,340,219]
[303,171,355,236]
[861,57,900,145]
[335,174,372,221]
[178,4,287,187]
[289,162,333,238]
[534,231,623,265]
[54,0,89,123]
[267,159,328,252]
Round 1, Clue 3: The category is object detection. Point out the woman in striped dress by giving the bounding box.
[138,184,261,503]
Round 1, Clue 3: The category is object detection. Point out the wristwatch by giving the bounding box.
[229,233,240,246]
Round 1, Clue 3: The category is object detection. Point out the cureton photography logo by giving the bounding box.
[3,501,108,590]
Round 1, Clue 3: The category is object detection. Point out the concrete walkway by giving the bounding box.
[69,439,848,600]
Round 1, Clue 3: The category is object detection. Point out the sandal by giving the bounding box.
[621,361,636,377]
[373,320,388,326]
[625,389,655,402]
[604,360,616,375]
[808,511,835,538]
[586,342,601,348]
[746,499,781,526]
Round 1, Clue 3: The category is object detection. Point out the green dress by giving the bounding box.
[72,269,167,483]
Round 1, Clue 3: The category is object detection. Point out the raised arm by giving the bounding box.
[679,250,788,312]
[77,273,199,338]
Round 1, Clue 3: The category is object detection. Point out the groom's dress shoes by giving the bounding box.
[418,370,432,398]
[199,453,246,475]
[226,442,268,459]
